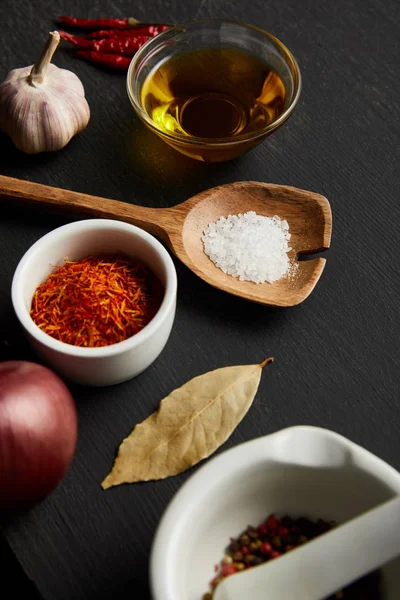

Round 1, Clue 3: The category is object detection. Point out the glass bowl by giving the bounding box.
[127,20,301,163]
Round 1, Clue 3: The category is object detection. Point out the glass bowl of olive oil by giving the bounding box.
[127,20,301,163]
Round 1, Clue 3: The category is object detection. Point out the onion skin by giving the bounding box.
[0,361,78,512]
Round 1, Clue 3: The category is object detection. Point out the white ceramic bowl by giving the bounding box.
[12,219,177,386]
[151,426,400,600]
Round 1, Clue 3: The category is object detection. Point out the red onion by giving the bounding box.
[0,361,78,512]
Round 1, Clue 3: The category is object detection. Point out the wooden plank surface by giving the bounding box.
[0,0,399,599]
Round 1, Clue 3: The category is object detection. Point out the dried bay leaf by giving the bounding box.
[102,358,273,489]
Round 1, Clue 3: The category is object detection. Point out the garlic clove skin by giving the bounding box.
[0,32,90,154]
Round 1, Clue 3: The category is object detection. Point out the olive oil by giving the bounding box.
[140,47,286,140]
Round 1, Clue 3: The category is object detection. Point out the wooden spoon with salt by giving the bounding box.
[0,175,332,307]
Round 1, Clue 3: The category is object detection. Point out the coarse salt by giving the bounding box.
[202,211,292,284]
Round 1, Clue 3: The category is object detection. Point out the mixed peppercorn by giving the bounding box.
[203,514,382,600]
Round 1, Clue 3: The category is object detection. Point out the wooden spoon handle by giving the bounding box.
[0,175,175,246]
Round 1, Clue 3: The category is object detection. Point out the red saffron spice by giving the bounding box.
[30,254,164,348]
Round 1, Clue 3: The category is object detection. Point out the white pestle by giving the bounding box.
[214,495,400,600]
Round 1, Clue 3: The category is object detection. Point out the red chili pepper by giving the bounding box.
[58,15,140,29]
[85,25,169,39]
[76,51,131,71]
[59,31,149,56]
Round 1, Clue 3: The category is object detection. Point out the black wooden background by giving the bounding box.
[0,0,399,598]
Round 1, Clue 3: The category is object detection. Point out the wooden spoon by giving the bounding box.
[0,175,332,307]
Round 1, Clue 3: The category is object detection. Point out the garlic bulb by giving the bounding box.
[0,31,90,154]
